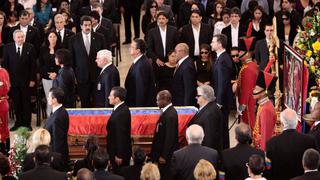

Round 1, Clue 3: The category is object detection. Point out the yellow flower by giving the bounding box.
[311,66,316,73]
[312,41,320,52]
[304,60,309,66]
[298,44,306,50]
[306,50,313,57]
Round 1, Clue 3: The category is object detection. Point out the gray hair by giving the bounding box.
[97,49,112,63]
[186,124,204,144]
[197,85,215,102]
[54,14,65,22]
[13,29,25,39]
[280,108,298,130]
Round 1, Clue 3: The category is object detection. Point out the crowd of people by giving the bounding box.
[0,0,320,179]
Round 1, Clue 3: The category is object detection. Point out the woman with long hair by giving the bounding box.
[208,0,225,30]
[277,10,298,46]
[195,44,213,86]
[157,50,177,92]
[142,0,158,39]
[1,0,24,17]
[32,0,52,26]
[246,6,266,41]
[0,11,10,59]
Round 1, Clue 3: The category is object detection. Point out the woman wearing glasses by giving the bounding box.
[277,11,298,46]
[142,0,158,40]
[195,44,213,86]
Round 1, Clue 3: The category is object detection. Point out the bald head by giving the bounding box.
[311,102,320,121]
[77,168,94,180]
[186,125,204,144]
[280,108,298,130]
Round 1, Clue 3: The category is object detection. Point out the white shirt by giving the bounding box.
[162,103,172,113]
[82,32,91,45]
[20,25,28,37]
[29,18,34,26]
[113,102,124,111]
[57,28,65,42]
[177,55,189,66]
[231,23,239,48]
[192,24,201,56]
[159,26,167,57]
[15,44,23,55]
[52,104,63,113]
[305,169,318,173]
[100,62,112,74]
[133,54,143,64]
[216,49,226,59]
[214,21,230,35]
[315,121,320,127]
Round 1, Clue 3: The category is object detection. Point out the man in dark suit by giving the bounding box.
[125,39,156,107]
[221,7,244,53]
[309,102,320,149]
[20,145,67,180]
[220,123,265,180]
[254,23,274,70]
[171,43,197,106]
[3,29,36,131]
[171,124,219,180]
[69,15,106,108]
[90,11,113,50]
[188,85,223,152]
[94,49,120,107]
[211,34,233,149]
[53,14,75,49]
[25,8,45,46]
[107,87,132,173]
[93,148,124,180]
[91,3,114,36]
[147,11,178,66]
[292,148,320,180]
[180,10,213,58]
[266,108,317,180]
[44,87,69,167]
[150,90,178,179]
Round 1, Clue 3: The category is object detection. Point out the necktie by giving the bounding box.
[174,62,180,75]
[17,47,21,57]
[84,35,90,55]
[58,31,62,42]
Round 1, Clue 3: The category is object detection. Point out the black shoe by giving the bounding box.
[122,40,131,45]
[10,126,20,131]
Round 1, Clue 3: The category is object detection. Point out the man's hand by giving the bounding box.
[115,156,123,166]
[158,156,166,164]
[29,81,35,87]
[156,59,164,66]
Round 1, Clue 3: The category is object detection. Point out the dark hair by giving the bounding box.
[35,145,52,165]
[157,90,172,103]
[49,87,65,104]
[34,0,50,13]
[221,8,231,16]
[44,30,60,49]
[8,10,19,19]
[248,154,265,175]
[303,148,320,170]
[167,50,175,57]
[213,0,225,17]
[264,21,273,28]
[145,0,158,17]
[0,153,10,175]
[93,148,109,170]
[213,34,227,49]
[157,11,168,19]
[230,7,241,16]
[58,8,71,21]
[253,6,264,20]
[133,38,146,54]
[199,43,212,71]
[4,0,19,14]
[58,0,70,8]
[235,123,252,144]
[230,46,239,51]
[133,147,146,165]
[111,86,127,101]
[0,11,7,27]
[89,11,100,23]
[282,10,292,21]
[80,15,92,25]
[190,9,202,17]
[248,0,258,11]
[55,48,72,67]
[84,136,99,170]
[19,10,29,17]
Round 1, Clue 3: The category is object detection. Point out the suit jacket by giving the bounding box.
[308,123,320,150]
[254,38,269,70]
[94,64,120,107]
[107,103,132,161]
[55,28,74,49]
[221,143,265,180]
[180,23,213,58]
[38,46,60,80]
[118,165,143,180]
[291,171,320,180]
[44,106,70,164]
[22,152,65,172]
[266,129,317,180]
[188,101,223,152]
[171,144,219,180]
[221,24,245,53]
[124,55,156,107]
[8,25,40,54]
[2,43,36,87]
[151,105,179,162]
[95,25,113,50]
[69,32,106,83]
[53,67,76,108]
[94,169,124,180]
[100,17,113,32]
[171,57,197,106]
[31,19,45,45]
[147,25,178,62]
[212,51,233,109]
[101,0,117,22]
[20,164,67,180]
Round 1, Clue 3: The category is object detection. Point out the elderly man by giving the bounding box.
[292,148,320,180]
[171,43,196,106]
[220,123,264,180]
[171,125,218,180]
[309,101,320,149]
[266,108,317,180]
[94,49,120,107]
[53,14,74,49]
[188,85,223,152]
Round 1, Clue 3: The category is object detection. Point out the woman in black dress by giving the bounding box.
[142,0,158,40]
[195,44,213,86]
[245,5,267,41]
[157,50,176,92]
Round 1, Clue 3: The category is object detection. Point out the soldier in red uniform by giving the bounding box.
[252,71,277,151]
[0,65,10,154]
[236,36,259,129]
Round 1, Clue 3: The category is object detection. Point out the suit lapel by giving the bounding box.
[79,34,88,56]
[90,34,96,56]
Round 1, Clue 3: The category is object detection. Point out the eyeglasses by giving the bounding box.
[151,5,157,8]
[282,17,289,20]
[231,54,239,58]
[200,51,209,54]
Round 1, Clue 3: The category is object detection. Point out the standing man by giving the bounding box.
[107,87,132,173]
[188,85,223,152]
[89,11,112,50]
[254,23,274,70]
[44,87,69,170]
[236,37,259,129]
[3,29,36,131]
[291,148,320,180]
[309,102,320,149]
[125,39,156,107]
[211,34,233,149]
[150,90,178,179]
[69,15,106,108]
[94,49,120,107]
[53,14,74,49]
[171,43,196,106]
